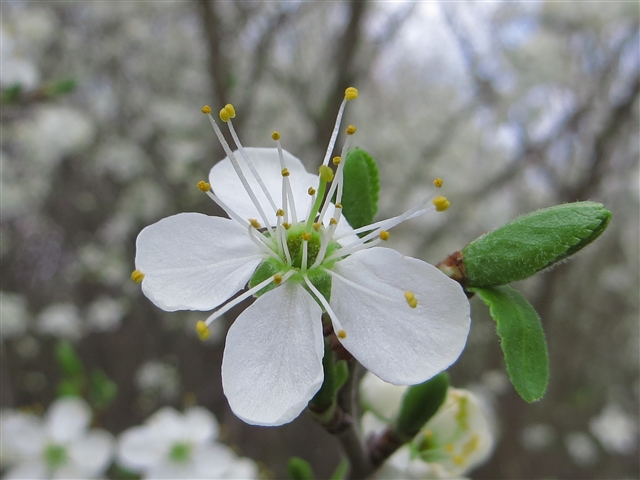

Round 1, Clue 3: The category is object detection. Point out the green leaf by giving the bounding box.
[340,148,379,230]
[309,341,336,412]
[329,458,349,480]
[395,372,449,440]
[462,202,611,287]
[55,341,84,378]
[57,378,83,398]
[288,457,314,480]
[89,369,118,409]
[470,285,549,402]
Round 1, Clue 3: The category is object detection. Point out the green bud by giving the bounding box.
[288,457,315,480]
[462,201,611,287]
[395,372,449,441]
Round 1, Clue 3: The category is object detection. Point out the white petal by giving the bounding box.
[329,248,470,385]
[360,372,408,421]
[1,410,46,459]
[183,407,219,443]
[3,462,47,480]
[323,203,358,246]
[192,443,236,477]
[209,148,317,226]
[135,213,263,311]
[116,425,166,471]
[145,407,187,442]
[46,397,91,443]
[223,457,260,479]
[222,282,324,426]
[67,429,115,478]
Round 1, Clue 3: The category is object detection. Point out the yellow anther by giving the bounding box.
[432,196,450,212]
[379,230,390,241]
[308,187,316,196]
[337,329,347,339]
[201,105,212,115]
[424,429,433,439]
[332,156,341,165]
[330,218,338,225]
[196,321,211,341]
[273,274,283,285]
[344,87,358,100]
[281,168,290,177]
[313,222,322,231]
[283,222,291,230]
[197,180,211,192]
[334,203,342,209]
[302,232,312,241]
[276,208,285,217]
[444,443,455,453]
[224,103,236,119]
[462,435,480,455]
[433,178,443,188]
[319,165,334,182]
[346,125,356,135]
[219,108,230,122]
[452,455,466,466]
[131,270,144,283]
[404,291,418,308]
[271,131,281,141]
[249,219,261,229]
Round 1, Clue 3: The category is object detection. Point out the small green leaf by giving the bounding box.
[330,458,349,480]
[89,369,118,409]
[309,341,336,412]
[470,285,548,402]
[57,378,83,398]
[340,148,379,230]
[288,456,314,480]
[395,372,449,440]
[48,78,77,95]
[55,341,84,378]
[462,202,611,287]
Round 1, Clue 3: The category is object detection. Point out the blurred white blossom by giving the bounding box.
[0,291,29,339]
[36,303,82,340]
[589,404,638,455]
[521,423,556,451]
[117,406,258,479]
[361,373,495,479]
[134,360,180,400]
[86,296,127,332]
[564,432,598,467]
[0,397,114,479]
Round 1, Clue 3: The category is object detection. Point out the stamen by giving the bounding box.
[323,237,383,263]
[204,190,252,230]
[330,218,338,225]
[201,105,212,114]
[249,218,261,229]
[308,187,316,196]
[224,104,236,118]
[332,156,341,165]
[404,291,418,309]
[281,168,290,177]
[432,196,450,212]
[274,135,298,223]
[303,275,341,324]
[344,87,359,101]
[276,209,285,217]
[247,225,280,261]
[283,222,291,230]
[273,274,283,285]
[379,230,390,241]
[345,125,356,135]
[313,222,322,231]
[433,178,443,188]
[301,237,309,272]
[204,111,275,235]
[204,270,295,326]
[196,321,210,340]
[278,218,292,265]
[197,180,211,192]
[271,131,281,141]
[337,329,347,339]
[131,270,144,283]
[320,86,358,167]
[321,268,395,302]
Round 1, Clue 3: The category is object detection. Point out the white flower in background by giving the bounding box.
[36,303,83,340]
[361,373,495,479]
[0,397,114,479]
[133,88,471,426]
[134,360,180,400]
[564,432,598,467]
[589,403,638,455]
[117,406,258,479]
[0,291,29,339]
[86,296,127,332]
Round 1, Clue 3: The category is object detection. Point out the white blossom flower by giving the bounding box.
[589,403,638,455]
[36,303,82,340]
[133,88,471,426]
[361,373,495,479]
[117,406,258,479]
[0,291,29,340]
[0,397,114,479]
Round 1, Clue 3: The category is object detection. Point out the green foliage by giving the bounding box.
[463,202,611,287]
[340,148,380,230]
[55,341,84,378]
[288,456,314,480]
[330,459,349,480]
[395,372,449,440]
[470,286,549,402]
[310,341,337,412]
[89,370,118,410]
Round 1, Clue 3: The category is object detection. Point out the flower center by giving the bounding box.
[169,441,193,463]
[44,443,68,469]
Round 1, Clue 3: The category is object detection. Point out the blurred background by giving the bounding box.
[1,1,638,478]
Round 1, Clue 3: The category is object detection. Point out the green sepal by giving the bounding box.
[470,285,549,402]
[288,456,315,480]
[89,369,118,409]
[55,341,84,378]
[249,259,281,297]
[395,372,449,440]
[330,458,349,480]
[462,202,611,287]
[309,341,336,412]
[334,360,349,392]
[340,148,380,230]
